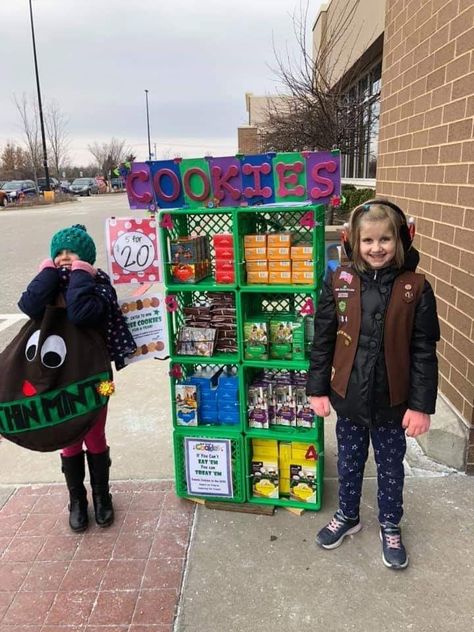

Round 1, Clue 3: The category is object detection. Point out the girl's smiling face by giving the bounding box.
[359,218,396,270]
[54,249,79,269]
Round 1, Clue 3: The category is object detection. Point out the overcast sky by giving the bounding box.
[0,0,324,167]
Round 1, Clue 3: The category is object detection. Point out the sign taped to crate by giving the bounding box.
[185,437,233,497]
[119,291,168,363]
[105,217,161,284]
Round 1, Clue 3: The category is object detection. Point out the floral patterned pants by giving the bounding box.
[336,416,407,525]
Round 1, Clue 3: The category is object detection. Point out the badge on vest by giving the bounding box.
[336,330,352,346]
[338,300,346,313]
[403,283,414,303]
[339,270,353,284]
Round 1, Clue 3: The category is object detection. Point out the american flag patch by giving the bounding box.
[339,270,353,284]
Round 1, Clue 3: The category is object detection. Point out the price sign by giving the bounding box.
[113,232,155,272]
[106,217,161,285]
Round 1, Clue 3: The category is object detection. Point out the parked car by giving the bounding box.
[111,177,125,191]
[37,177,60,192]
[1,180,38,202]
[70,177,99,196]
[60,180,72,193]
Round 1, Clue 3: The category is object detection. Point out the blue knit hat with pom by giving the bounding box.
[50,224,96,264]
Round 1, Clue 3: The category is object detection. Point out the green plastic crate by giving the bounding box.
[245,433,324,511]
[170,362,244,432]
[173,428,246,503]
[238,289,319,368]
[235,204,325,290]
[158,208,237,290]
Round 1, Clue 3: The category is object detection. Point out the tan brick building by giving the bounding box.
[241,0,474,472]
[376,0,473,473]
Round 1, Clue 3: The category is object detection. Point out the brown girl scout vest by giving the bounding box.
[330,266,425,406]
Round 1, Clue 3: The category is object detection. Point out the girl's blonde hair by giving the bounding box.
[348,200,405,273]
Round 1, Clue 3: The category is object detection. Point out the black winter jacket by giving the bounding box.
[306,265,440,427]
[19,267,107,328]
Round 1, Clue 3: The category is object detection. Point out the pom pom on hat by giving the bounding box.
[50,224,96,264]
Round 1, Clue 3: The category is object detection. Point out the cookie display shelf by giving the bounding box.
[159,203,325,510]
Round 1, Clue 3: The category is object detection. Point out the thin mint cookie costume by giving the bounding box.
[306,200,440,570]
[0,224,136,532]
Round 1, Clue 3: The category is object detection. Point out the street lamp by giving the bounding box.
[28,0,50,191]
[144,89,152,161]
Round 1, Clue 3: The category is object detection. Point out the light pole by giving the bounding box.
[29,0,50,191]
[144,89,152,161]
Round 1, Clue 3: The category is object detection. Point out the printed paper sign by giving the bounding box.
[106,217,160,284]
[119,291,168,363]
[185,438,233,497]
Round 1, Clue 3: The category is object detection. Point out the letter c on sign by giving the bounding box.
[127,170,153,203]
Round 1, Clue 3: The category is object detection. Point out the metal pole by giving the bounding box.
[29,0,50,191]
[145,89,152,161]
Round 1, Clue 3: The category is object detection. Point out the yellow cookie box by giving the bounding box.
[245,247,267,260]
[268,260,292,272]
[267,232,295,246]
[267,246,290,261]
[292,270,314,284]
[246,260,268,272]
[244,234,267,247]
[291,244,313,260]
[251,439,279,499]
[247,271,269,284]
[292,260,313,271]
[269,271,292,284]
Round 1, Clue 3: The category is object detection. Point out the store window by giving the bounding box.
[341,61,381,179]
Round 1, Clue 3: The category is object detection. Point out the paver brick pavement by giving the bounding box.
[0,480,194,631]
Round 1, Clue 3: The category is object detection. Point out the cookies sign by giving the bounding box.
[105,217,161,284]
[120,292,168,364]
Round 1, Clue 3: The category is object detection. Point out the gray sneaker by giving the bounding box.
[380,523,409,569]
[316,509,362,549]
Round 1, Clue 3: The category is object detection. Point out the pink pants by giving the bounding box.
[61,407,108,457]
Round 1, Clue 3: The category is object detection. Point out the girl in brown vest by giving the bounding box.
[306,200,440,569]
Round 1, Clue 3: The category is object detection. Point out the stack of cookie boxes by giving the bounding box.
[243,232,314,285]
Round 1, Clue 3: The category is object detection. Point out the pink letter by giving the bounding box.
[153,168,181,202]
[127,170,152,203]
[183,167,211,202]
[211,165,241,201]
[242,162,272,198]
[310,161,337,199]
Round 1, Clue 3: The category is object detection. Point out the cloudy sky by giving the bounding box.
[0,0,324,166]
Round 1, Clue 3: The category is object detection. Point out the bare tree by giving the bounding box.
[88,138,130,184]
[261,0,379,155]
[45,100,70,178]
[14,94,42,183]
[0,142,29,180]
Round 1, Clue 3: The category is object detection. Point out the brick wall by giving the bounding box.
[376,0,474,472]
[237,126,260,154]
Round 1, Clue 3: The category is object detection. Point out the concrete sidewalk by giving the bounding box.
[0,356,472,630]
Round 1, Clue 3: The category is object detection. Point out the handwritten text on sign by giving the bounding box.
[105,217,160,284]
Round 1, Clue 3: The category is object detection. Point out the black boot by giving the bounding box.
[61,452,89,533]
[86,448,114,527]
